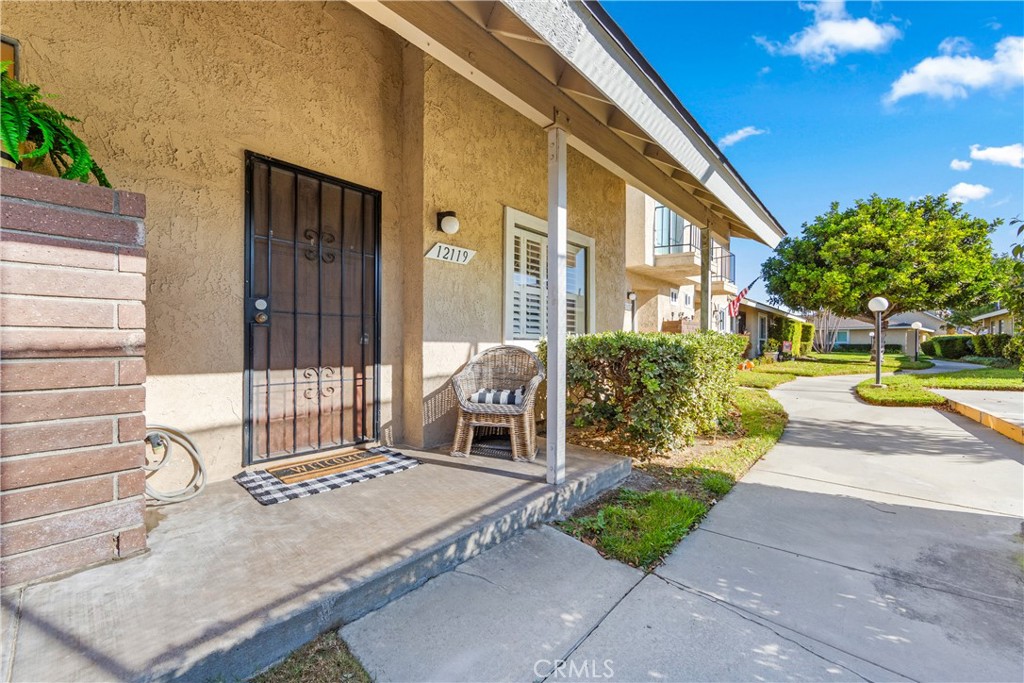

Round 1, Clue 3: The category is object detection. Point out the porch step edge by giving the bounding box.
[169,455,630,683]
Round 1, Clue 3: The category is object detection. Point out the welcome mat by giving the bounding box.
[234,446,420,506]
[266,450,388,484]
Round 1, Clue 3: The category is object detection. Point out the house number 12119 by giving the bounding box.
[425,242,476,265]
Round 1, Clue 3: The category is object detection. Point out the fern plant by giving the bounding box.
[1,61,110,187]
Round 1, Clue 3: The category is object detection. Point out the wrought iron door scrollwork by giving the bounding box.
[301,366,338,399]
[303,229,337,262]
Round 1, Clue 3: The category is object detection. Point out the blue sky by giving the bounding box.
[604,1,1024,304]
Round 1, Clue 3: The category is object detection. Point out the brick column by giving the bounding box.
[1,168,148,585]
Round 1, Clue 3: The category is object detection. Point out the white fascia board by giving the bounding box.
[502,0,783,248]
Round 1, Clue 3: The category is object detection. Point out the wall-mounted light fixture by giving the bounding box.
[437,211,460,235]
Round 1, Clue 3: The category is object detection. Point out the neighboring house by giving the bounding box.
[973,306,1016,336]
[625,192,747,335]
[735,299,805,358]
[0,1,785,582]
[833,311,946,352]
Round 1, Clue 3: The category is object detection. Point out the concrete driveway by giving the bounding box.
[342,375,1024,682]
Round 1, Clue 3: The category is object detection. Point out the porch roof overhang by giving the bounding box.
[349,0,786,247]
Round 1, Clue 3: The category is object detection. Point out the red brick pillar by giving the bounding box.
[1,168,148,585]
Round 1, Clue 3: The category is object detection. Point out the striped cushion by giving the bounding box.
[470,385,526,406]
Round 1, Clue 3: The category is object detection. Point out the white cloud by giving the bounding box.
[938,37,973,56]
[759,66,772,76]
[949,158,972,171]
[755,1,902,65]
[969,143,1024,168]
[885,36,1024,103]
[947,182,992,202]
[718,126,768,148]
[987,20,1003,31]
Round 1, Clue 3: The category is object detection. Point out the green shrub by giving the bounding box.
[779,319,803,352]
[800,342,813,356]
[539,331,747,460]
[920,338,936,356]
[930,335,974,359]
[800,322,815,350]
[973,334,992,357]
[1004,334,1024,371]
[988,333,1011,358]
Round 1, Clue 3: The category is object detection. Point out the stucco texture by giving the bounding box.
[2,2,406,481]
[2,1,630,475]
[410,57,627,446]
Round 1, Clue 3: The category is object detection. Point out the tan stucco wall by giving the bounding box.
[846,329,911,349]
[3,2,631,470]
[410,57,627,446]
[977,313,1015,335]
[2,2,406,480]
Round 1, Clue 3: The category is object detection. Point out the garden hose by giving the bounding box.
[143,425,207,503]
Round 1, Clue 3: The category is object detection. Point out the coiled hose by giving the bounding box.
[143,425,207,503]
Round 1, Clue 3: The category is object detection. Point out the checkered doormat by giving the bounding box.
[234,447,420,506]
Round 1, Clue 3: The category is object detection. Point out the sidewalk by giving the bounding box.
[342,375,1024,682]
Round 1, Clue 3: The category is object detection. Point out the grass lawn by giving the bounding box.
[559,387,787,570]
[857,366,1023,406]
[736,351,933,389]
[252,632,369,683]
[737,370,796,389]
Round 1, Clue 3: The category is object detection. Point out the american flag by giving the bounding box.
[728,277,759,317]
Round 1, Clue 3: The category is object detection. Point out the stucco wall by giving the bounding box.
[411,57,627,446]
[2,2,406,480]
[3,1,632,469]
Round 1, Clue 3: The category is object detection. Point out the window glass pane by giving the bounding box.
[566,243,586,336]
[508,224,590,341]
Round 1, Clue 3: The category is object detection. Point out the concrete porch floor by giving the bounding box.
[0,441,629,683]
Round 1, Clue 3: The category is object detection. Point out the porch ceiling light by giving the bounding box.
[437,211,460,234]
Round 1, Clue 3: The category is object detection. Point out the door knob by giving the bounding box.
[254,312,269,324]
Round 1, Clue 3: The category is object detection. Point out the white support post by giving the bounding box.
[699,226,712,332]
[546,123,568,486]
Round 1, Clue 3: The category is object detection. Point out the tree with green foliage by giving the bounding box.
[762,195,997,326]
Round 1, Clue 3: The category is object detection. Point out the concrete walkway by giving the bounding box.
[342,375,1024,682]
[898,358,985,374]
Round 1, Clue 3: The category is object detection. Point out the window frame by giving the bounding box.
[503,207,596,346]
[836,330,850,344]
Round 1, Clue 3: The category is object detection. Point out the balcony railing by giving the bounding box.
[653,206,701,255]
[712,245,735,283]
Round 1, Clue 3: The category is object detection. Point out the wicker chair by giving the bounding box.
[450,345,545,461]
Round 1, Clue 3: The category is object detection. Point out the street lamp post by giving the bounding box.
[911,321,923,363]
[868,296,889,387]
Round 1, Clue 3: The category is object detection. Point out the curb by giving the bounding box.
[945,399,1024,444]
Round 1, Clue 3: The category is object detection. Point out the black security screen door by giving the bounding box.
[243,152,381,465]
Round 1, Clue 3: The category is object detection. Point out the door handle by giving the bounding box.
[253,299,269,324]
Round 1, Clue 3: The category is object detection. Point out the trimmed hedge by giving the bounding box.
[539,331,747,460]
[799,323,814,356]
[835,343,903,353]
[920,339,936,356]
[980,333,1012,358]
[1004,334,1024,371]
[930,335,974,359]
